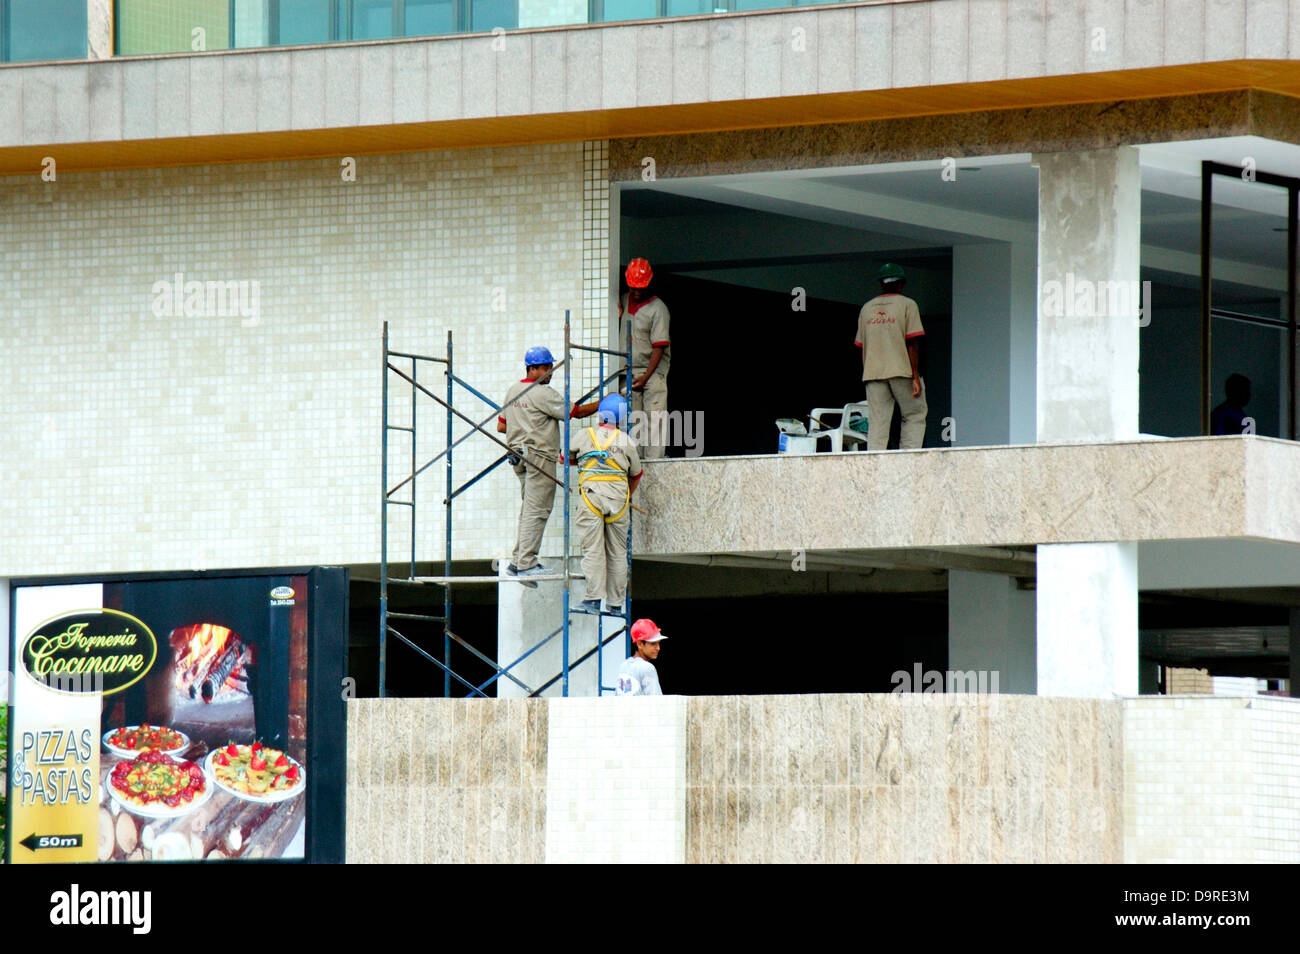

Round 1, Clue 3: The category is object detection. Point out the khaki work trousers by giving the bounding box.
[866,377,928,450]
[631,371,669,459]
[511,452,557,570]
[575,482,631,607]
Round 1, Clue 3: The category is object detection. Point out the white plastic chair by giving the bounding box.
[807,402,869,452]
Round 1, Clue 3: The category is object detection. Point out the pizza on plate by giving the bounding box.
[211,742,302,797]
[109,750,206,808]
[106,723,187,753]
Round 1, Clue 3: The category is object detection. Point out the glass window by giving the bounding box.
[600,0,655,20]
[278,0,333,44]
[405,0,454,35]
[117,0,231,56]
[471,0,516,30]
[351,0,394,38]
[733,0,790,10]
[665,0,716,14]
[7,0,86,61]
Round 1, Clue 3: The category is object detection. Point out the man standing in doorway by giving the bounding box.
[620,257,671,458]
[498,347,599,586]
[856,262,927,450]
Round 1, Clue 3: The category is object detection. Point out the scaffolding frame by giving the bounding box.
[379,312,635,698]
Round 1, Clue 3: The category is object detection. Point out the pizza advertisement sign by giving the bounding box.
[5,569,347,864]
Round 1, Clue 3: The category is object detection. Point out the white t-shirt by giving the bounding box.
[617,655,661,696]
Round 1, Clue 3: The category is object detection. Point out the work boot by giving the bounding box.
[506,563,539,589]
[577,598,602,614]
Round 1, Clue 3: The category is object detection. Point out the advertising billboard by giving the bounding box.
[5,568,346,864]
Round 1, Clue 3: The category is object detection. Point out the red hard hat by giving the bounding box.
[631,618,666,643]
[625,258,653,288]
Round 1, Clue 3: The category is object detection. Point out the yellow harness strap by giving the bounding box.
[577,426,630,524]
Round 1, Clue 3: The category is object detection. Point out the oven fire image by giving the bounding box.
[170,623,256,703]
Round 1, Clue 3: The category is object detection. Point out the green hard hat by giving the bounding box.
[876,262,906,282]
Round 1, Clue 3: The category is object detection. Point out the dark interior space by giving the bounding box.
[615,590,948,695]
[641,270,952,457]
[348,567,500,697]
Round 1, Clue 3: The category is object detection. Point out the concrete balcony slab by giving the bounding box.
[633,435,1300,555]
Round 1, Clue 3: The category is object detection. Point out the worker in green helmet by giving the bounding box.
[854,262,927,449]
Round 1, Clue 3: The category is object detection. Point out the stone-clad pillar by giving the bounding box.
[1033,147,1141,698]
[88,0,113,59]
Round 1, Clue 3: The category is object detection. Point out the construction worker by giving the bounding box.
[619,257,671,458]
[855,262,927,450]
[569,393,642,612]
[616,618,666,695]
[498,347,599,585]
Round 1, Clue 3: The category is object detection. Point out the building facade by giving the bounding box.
[4,0,1300,862]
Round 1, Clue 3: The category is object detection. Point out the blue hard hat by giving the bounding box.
[524,346,555,367]
[598,394,629,427]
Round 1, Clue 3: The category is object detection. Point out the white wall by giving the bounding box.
[0,142,603,575]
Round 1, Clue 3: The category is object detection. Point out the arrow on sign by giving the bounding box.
[19,833,84,852]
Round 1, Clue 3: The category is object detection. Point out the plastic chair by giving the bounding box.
[807,402,869,452]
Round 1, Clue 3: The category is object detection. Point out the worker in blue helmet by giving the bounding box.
[568,393,643,613]
[497,347,600,585]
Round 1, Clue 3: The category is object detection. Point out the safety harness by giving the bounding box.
[577,426,630,524]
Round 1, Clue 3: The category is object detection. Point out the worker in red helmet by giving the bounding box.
[617,618,667,695]
[619,258,671,459]
[497,346,600,586]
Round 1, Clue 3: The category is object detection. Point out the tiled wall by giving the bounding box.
[686,694,1122,863]
[1124,696,1300,863]
[346,698,548,863]
[546,696,687,864]
[2,141,601,575]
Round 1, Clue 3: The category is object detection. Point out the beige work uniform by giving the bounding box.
[570,424,642,607]
[620,294,671,459]
[855,292,927,450]
[500,378,569,570]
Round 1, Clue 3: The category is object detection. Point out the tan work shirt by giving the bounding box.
[620,294,671,377]
[499,379,570,459]
[855,292,924,381]
[570,423,643,505]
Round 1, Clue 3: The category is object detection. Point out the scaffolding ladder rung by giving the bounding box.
[385,499,414,507]
[386,424,415,432]
[387,611,447,622]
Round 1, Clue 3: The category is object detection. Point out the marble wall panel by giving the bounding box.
[346,698,548,864]
[685,693,1123,864]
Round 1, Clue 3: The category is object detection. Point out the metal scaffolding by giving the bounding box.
[379,312,635,698]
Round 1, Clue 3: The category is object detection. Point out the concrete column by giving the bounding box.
[1033,147,1141,698]
[1034,147,1141,443]
[951,242,1037,447]
[1009,240,1038,444]
[497,558,625,698]
[948,570,1036,693]
[1036,543,1138,697]
[1290,608,1299,698]
[87,0,113,59]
